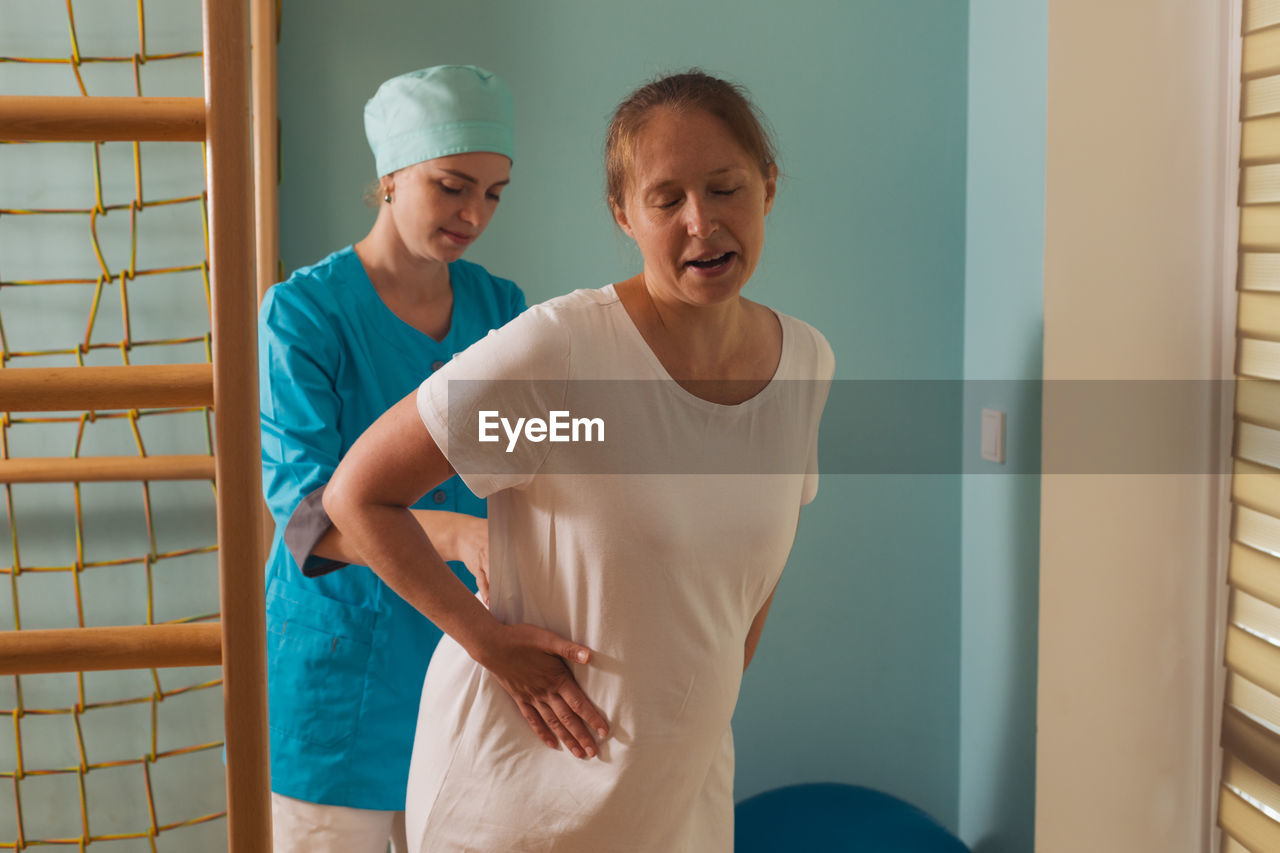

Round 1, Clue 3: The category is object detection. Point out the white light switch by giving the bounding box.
[981,409,1006,464]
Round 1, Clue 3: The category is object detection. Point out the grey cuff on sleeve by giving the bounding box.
[284,484,350,578]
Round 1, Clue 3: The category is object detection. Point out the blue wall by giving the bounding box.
[279,0,970,830]
[960,0,1046,850]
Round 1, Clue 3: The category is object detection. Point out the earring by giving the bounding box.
[383,192,392,204]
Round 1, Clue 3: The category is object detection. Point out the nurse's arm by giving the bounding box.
[309,511,490,603]
[323,393,610,759]
[743,584,778,672]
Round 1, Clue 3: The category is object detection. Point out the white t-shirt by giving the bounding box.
[409,285,834,853]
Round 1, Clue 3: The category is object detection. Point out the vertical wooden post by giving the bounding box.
[252,0,280,307]
[203,0,270,849]
[251,0,280,576]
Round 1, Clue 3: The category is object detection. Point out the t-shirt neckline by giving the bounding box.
[600,282,792,412]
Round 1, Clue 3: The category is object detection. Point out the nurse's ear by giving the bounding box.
[763,162,778,217]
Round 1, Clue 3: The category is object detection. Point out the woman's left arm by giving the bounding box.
[744,584,778,672]
[324,393,610,758]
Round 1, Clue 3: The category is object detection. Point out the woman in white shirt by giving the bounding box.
[324,69,834,853]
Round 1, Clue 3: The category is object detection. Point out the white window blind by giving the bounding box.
[1223,4,1280,850]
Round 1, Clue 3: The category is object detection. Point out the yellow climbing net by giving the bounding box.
[1,1,228,848]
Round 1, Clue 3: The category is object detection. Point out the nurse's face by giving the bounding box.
[612,107,776,309]
[385,152,511,264]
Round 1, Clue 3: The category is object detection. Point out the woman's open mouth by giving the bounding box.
[684,252,736,274]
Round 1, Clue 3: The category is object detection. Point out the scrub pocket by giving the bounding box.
[266,578,377,748]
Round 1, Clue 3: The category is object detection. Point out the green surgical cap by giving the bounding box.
[363,65,514,177]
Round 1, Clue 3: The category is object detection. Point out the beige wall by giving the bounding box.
[1038,0,1234,850]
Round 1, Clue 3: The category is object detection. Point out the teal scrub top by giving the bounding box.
[258,246,525,810]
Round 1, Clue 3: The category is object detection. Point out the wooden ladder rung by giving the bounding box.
[0,623,222,674]
[0,95,206,142]
[0,364,214,411]
[0,455,215,484]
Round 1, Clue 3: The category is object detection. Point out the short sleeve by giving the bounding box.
[416,302,571,498]
[800,327,836,506]
[258,284,348,577]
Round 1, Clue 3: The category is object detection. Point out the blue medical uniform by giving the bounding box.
[258,246,525,810]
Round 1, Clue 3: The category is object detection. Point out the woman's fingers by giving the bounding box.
[534,699,589,759]
[530,627,608,738]
[517,699,559,750]
[517,671,605,757]
[543,694,597,758]
[462,526,490,606]
[558,681,609,740]
[486,622,610,756]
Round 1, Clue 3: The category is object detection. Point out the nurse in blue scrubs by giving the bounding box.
[257,65,525,853]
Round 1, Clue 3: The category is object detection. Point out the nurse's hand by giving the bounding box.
[477,623,608,759]
[448,514,490,606]
[409,511,490,605]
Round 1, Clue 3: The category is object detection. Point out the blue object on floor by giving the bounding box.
[734,783,970,852]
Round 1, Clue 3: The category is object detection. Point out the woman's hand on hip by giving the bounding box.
[479,623,608,759]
